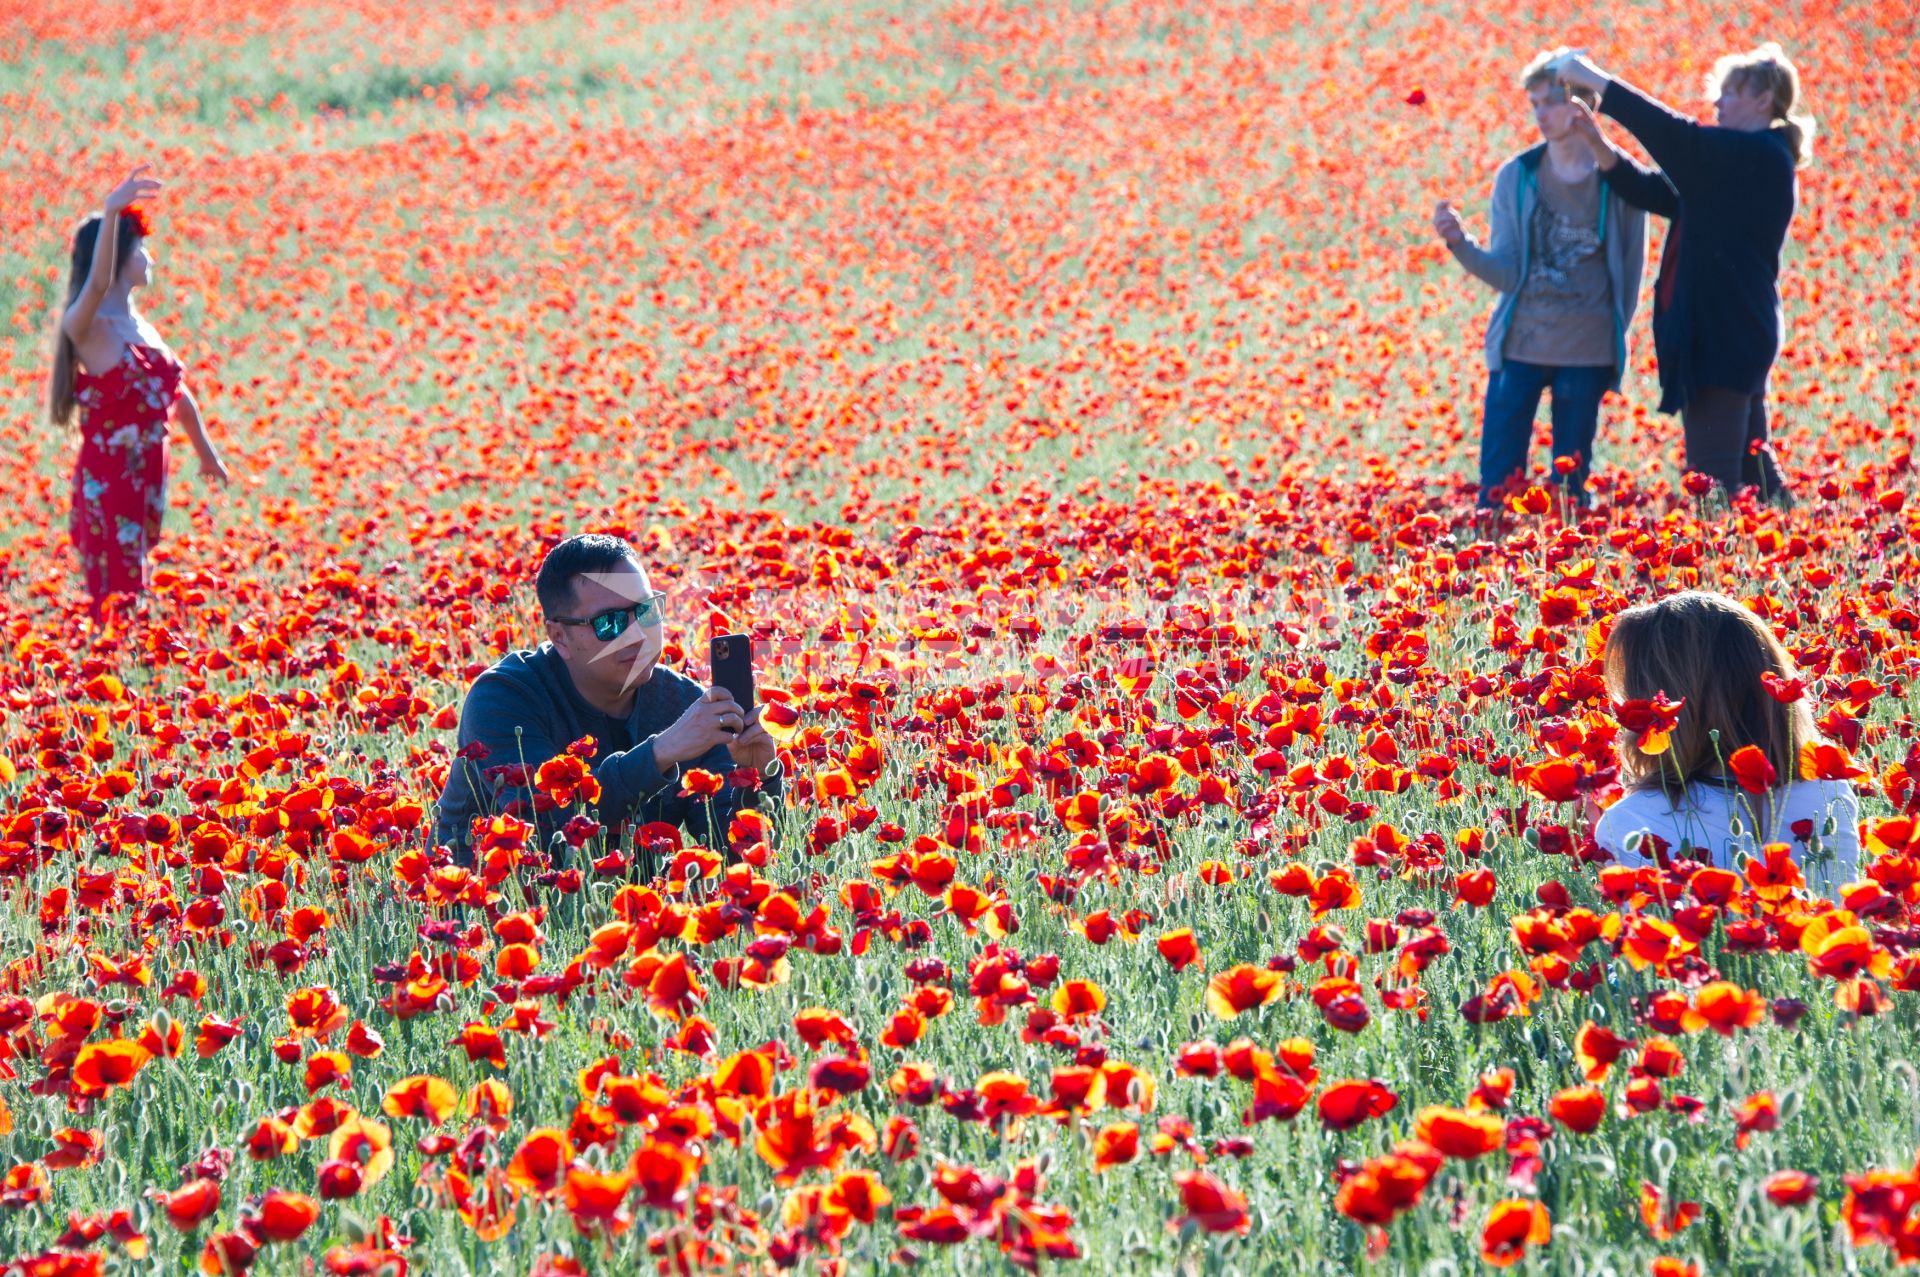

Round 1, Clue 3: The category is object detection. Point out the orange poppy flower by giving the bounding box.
[284,986,349,1039]
[1050,978,1106,1021]
[1413,1105,1504,1159]
[303,1050,352,1094]
[245,1115,299,1161]
[195,1016,244,1058]
[1480,1199,1550,1267]
[452,1023,508,1070]
[630,1141,698,1211]
[1205,964,1283,1019]
[679,768,724,798]
[382,1075,458,1124]
[1636,1037,1687,1079]
[466,1078,516,1128]
[1639,1182,1701,1240]
[1335,1144,1436,1226]
[793,1007,859,1050]
[326,1115,395,1190]
[447,1165,519,1242]
[1801,741,1871,782]
[1734,1092,1780,1151]
[70,1040,153,1098]
[43,1127,104,1170]
[563,1165,636,1234]
[754,1090,876,1185]
[643,953,707,1021]
[0,1163,49,1209]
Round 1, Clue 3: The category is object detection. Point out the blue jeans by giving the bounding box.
[1478,361,1613,507]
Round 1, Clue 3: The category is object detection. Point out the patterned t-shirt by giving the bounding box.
[1503,161,1615,368]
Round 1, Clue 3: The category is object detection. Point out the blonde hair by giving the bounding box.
[1602,590,1816,793]
[1708,41,1815,167]
[1519,47,1600,108]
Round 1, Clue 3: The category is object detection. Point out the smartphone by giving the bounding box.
[710,633,756,726]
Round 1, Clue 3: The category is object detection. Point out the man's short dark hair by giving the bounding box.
[535,534,641,617]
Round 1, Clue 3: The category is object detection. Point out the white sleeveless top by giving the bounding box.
[1594,779,1861,896]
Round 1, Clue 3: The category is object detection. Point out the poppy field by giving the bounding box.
[5,0,1920,1273]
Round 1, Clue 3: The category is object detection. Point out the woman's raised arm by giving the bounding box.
[61,167,163,344]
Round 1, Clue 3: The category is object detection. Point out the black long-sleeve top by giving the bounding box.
[1598,78,1798,413]
[432,645,779,863]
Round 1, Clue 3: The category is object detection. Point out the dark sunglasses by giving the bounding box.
[548,592,667,641]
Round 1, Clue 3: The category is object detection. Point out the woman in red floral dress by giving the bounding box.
[50,168,231,620]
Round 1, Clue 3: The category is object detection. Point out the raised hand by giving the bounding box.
[1433,201,1466,247]
[1567,100,1618,169]
[104,165,163,214]
[1552,51,1609,97]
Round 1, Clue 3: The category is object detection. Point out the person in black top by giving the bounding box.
[433,533,780,864]
[1554,44,1815,508]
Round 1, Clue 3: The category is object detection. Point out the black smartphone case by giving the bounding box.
[710,633,756,712]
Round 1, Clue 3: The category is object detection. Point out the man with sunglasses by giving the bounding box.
[432,533,780,864]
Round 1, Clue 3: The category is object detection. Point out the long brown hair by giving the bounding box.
[48,214,143,428]
[1603,590,1816,793]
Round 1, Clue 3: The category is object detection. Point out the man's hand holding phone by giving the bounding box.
[655,687,750,768]
[726,714,778,773]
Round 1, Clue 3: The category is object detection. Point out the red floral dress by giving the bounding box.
[69,343,182,602]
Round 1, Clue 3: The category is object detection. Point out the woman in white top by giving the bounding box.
[1593,590,1860,896]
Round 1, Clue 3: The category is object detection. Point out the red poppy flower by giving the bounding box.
[679,768,724,798]
[1317,1078,1398,1131]
[1726,745,1778,794]
[1764,1169,1818,1207]
[151,1178,221,1231]
[1549,1086,1606,1134]
[1093,1122,1139,1171]
[507,1129,575,1197]
[1574,1021,1635,1081]
[252,1189,321,1243]
[1172,1170,1250,1234]
[1156,928,1202,971]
